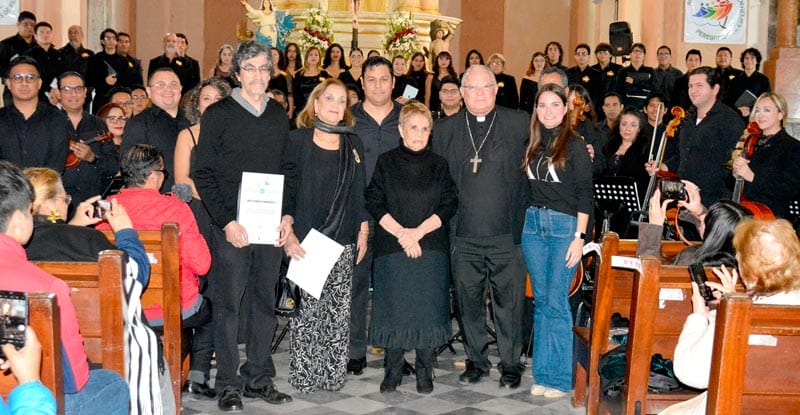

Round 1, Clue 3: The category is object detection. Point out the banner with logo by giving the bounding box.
[684,0,747,44]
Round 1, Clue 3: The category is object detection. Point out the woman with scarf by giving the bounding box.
[282,78,369,393]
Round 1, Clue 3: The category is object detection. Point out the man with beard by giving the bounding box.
[149,33,197,96]
[432,64,529,389]
[60,25,94,79]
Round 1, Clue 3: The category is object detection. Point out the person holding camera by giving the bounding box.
[637,182,752,266]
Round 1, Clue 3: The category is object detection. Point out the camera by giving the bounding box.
[659,179,686,202]
[92,199,111,219]
[0,290,27,359]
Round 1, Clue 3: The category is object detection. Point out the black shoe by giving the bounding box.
[380,375,401,393]
[458,362,488,385]
[243,384,293,405]
[217,386,244,412]
[499,371,521,389]
[402,359,416,376]
[184,380,217,399]
[416,370,434,394]
[347,357,367,376]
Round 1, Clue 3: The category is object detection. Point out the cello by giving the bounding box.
[639,106,685,222]
[730,122,774,219]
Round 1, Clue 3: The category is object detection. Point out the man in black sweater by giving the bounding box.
[432,65,530,390]
[192,40,295,413]
[0,11,36,106]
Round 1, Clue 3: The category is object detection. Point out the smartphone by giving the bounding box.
[92,199,111,219]
[688,262,716,304]
[659,179,686,202]
[0,290,28,359]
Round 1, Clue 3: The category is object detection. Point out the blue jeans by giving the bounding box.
[65,369,129,415]
[521,207,576,392]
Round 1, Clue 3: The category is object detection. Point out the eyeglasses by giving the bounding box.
[657,52,671,57]
[150,81,181,90]
[131,94,148,101]
[57,194,72,205]
[462,84,495,92]
[59,85,86,94]
[489,61,503,66]
[440,88,460,96]
[106,115,128,123]
[10,73,39,83]
[240,65,271,74]
[153,168,169,180]
[576,52,589,57]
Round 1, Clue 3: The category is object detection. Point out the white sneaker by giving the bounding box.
[530,384,546,396]
[543,387,567,398]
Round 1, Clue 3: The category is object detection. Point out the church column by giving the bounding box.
[763,0,800,126]
[397,0,421,12]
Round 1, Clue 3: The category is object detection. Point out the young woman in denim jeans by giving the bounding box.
[521,83,593,398]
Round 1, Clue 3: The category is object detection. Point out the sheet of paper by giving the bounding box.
[286,229,345,299]
[237,172,284,245]
[402,84,419,99]
[611,255,642,273]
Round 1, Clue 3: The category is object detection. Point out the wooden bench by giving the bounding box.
[572,232,688,413]
[0,292,65,414]
[33,250,126,378]
[100,223,182,412]
[706,293,800,414]
[597,256,702,414]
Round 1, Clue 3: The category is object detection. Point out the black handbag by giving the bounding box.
[276,274,300,314]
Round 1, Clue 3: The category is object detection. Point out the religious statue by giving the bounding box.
[240,0,295,49]
[428,19,455,62]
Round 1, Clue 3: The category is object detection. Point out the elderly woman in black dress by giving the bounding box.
[283,78,369,393]
[365,102,458,394]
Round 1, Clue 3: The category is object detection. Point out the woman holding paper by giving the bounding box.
[365,102,458,394]
[282,78,369,393]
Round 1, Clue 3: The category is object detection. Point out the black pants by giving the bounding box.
[208,226,282,390]
[451,235,524,374]
[182,297,214,382]
[348,220,373,360]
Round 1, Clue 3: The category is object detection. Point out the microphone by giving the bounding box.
[171,183,193,202]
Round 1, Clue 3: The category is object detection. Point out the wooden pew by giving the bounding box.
[598,256,701,414]
[572,233,688,413]
[33,250,126,378]
[0,292,65,414]
[100,222,182,412]
[706,293,800,414]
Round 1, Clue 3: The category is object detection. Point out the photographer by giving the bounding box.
[637,180,751,265]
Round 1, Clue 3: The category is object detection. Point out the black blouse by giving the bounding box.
[365,145,458,258]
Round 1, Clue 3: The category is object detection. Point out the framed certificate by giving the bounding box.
[237,172,284,245]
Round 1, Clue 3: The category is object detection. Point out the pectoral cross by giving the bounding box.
[470,155,482,173]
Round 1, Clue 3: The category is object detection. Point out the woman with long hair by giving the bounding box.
[322,43,348,79]
[601,108,650,205]
[268,47,294,117]
[283,78,368,393]
[545,41,565,70]
[406,51,429,103]
[211,43,237,88]
[519,51,546,114]
[522,83,592,399]
[292,47,330,119]
[339,47,364,97]
[424,50,457,112]
[284,42,303,75]
[460,49,484,79]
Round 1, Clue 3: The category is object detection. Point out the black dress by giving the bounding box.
[292,70,330,115]
[365,145,458,349]
[519,77,538,114]
[494,72,519,110]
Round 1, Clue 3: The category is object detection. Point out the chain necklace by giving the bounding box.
[465,111,497,173]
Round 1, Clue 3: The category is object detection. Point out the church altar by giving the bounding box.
[240,0,461,60]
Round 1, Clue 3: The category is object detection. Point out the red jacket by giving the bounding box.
[97,188,211,321]
[0,234,89,393]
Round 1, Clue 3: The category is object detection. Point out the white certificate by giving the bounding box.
[402,84,419,99]
[286,229,345,299]
[237,172,284,245]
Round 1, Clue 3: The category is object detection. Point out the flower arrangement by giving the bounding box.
[299,8,334,51]
[383,12,418,60]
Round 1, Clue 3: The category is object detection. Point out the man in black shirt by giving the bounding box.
[591,42,622,117]
[714,46,744,109]
[432,65,529,389]
[673,49,702,111]
[121,67,189,191]
[24,22,66,105]
[175,33,201,94]
[0,11,36,106]
[58,72,118,204]
[675,67,743,205]
[654,45,683,107]
[116,32,144,87]
[86,28,130,113]
[60,25,94,78]
[192,41,295,412]
[347,56,402,376]
[566,43,602,111]
[0,56,70,173]
[614,43,656,110]
[148,33,198,96]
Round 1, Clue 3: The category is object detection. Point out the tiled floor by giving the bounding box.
[181,316,585,415]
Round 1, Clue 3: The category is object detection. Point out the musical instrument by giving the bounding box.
[66,132,113,169]
[525,260,584,299]
[639,106,685,222]
[731,122,774,219]
[570,94,588,130]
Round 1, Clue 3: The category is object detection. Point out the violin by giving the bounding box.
[570,94,588,130]
[66,131,113,169]
[731,122,774,220]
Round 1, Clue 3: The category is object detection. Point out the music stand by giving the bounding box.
[593,176,640,237]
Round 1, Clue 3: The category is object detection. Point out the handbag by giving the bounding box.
[275,274,300,314]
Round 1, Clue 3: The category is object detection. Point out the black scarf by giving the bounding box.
[313,118,357,240]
